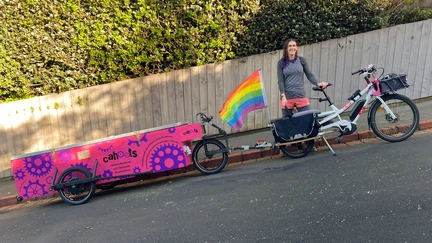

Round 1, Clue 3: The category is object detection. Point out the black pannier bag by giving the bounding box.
[379,73,409,93]
[271,111,320,143]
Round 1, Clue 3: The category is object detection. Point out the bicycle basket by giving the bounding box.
[379,73,409,93]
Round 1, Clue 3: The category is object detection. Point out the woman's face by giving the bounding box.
[287,41,297,56]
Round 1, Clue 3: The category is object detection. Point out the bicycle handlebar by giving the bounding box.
[196,112,227,135]
[351,69,362,75]
[312,83,333,91]
[352,64,376,76]
[196,112,213,123]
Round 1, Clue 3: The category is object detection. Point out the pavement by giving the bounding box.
[1,97,432,208]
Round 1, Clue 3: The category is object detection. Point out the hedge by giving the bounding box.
[1,0,431,102]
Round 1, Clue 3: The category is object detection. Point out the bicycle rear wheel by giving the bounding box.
[192,139,228,175]
[279,140,314,158]
[369,94,419,142]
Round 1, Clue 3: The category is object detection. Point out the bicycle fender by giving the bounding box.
[367,93,393,129]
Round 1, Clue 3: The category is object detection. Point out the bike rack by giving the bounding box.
[228,134,336,156]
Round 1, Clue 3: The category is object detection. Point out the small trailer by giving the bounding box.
[10,122,203,205]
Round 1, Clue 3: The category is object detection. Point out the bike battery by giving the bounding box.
[349,99,366,121]
[348,89,361,101]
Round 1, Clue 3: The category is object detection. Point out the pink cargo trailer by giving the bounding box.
[10,122,203,205]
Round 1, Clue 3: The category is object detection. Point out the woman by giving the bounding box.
[277,39,328,117]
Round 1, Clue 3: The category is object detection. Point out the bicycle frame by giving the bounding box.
[316,78,398,136]
[198,116,231,154]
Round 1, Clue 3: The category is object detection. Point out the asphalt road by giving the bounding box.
[1,132,432,243]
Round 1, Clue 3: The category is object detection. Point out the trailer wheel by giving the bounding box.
[57,167,96,205]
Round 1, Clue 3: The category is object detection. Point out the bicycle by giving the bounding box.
[192,64,420,169]
[276,63,420,158]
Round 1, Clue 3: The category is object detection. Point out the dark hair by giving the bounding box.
[281,39,299,68]
[282,38,298,62]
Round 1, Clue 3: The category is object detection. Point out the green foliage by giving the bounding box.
[388,7,432,25]
[1,0,259,102]
[233,0,385,56]
[76,95,83,106]
[380,0,432,27]
[0,0,429,102]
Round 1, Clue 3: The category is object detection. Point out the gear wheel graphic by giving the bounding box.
[58,150,72,162]
[96,141,114,152]
[24,153,53,177]
[133,166,141,174]
[14,169,25,180]
[150,143,185,172]
[117,151,129,158]
[102,170,113,178]
[127,133,148,146]
[141,133,148,142]
[71,162,92,172]
[127,138,140,147]
[23,180,48,199]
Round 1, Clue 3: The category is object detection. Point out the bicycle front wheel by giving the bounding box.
[192,139,228,175]
[369,94,419,142]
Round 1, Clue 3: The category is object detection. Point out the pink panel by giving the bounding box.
[10,123,202,200]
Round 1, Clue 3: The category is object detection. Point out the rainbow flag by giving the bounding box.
[218,69,267,131]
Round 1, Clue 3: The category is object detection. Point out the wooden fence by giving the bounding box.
[1,19,431,178]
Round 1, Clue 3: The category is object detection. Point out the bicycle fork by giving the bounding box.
[367,96,398,128]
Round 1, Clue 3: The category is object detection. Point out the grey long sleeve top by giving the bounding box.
[277,56,318,99]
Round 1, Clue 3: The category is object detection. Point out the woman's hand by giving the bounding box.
[282,96,286,107]
[281,96,287,107]
[317,82,328,89]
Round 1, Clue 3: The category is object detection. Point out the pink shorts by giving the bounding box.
[280,97,310,109]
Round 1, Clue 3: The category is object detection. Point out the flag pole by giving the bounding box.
[257,69,271,125]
